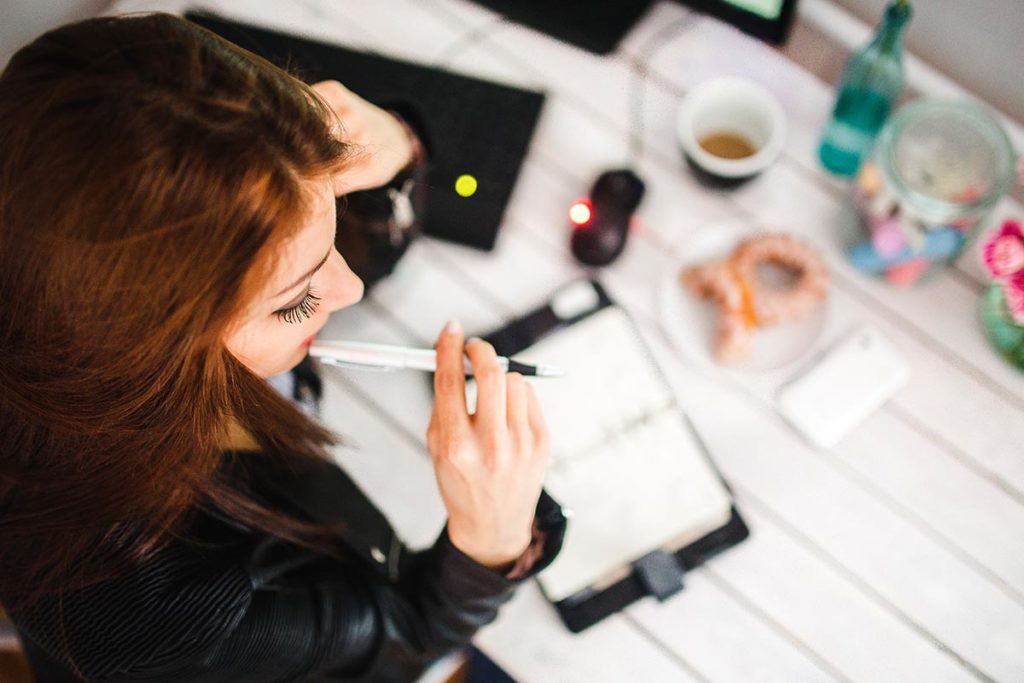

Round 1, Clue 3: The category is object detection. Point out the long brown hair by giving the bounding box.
[0,12,352,609]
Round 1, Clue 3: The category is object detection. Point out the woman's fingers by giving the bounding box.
[525,382,550,455]
[311,79,416,195]
[311,80,357,116]
[505,372,529,441]
[432,320,469,430]
[465,338,506,435]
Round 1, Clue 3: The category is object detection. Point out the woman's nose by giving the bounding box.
[325,249,364,313]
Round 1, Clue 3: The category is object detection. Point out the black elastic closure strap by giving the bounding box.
[632,550,684,602]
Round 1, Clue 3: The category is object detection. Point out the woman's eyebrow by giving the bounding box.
[273,248,331,297]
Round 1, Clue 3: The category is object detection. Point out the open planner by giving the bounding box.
[480,280,748,632]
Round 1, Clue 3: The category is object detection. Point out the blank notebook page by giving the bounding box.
[512,307,733,602]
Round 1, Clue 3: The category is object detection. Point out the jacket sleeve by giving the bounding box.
[197,488,565,682]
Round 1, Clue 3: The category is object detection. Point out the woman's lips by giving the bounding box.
[301,334,316,348]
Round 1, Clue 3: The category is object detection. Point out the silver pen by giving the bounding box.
[309,340,565,377]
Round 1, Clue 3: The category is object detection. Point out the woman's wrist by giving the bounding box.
[485,558,517,575]
[387,110,426,174]
[502,519,547,579]
[448,526,532,571]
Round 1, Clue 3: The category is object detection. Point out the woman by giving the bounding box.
[0,12,564,682]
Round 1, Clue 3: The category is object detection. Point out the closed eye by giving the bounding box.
[274,289,321,324]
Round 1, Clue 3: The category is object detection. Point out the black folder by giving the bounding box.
[481,280,749,632]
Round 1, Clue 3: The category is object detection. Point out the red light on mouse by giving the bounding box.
[569,200,592,227]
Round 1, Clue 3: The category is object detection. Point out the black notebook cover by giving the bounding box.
[185,11,545,251]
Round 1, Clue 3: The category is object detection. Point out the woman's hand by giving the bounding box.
[310,80,414,195]
[427,320,551,569]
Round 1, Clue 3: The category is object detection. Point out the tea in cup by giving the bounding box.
[677,76,787,186]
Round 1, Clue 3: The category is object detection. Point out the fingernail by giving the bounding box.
[467,336,482,344]
[444,319,462,335]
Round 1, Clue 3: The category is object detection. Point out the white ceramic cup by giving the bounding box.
[677,76,787,183]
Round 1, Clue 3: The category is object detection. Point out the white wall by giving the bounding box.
[0,0,111,69]
[831,0,1024,123]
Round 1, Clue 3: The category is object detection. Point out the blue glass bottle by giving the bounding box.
[818,0,912,176]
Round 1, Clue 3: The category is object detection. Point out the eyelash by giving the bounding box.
[275,289,322,325]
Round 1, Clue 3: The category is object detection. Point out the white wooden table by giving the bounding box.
[111,1,1024,680]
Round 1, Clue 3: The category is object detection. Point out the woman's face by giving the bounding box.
[224,177,364,377]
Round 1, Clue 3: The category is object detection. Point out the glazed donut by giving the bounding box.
[682,262,755,363]
[731,233,830,325]
[682,232,829,364]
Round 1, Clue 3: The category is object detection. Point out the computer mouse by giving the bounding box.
[570,168,645,266]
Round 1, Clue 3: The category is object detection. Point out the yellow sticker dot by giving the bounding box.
[455,174,478,198]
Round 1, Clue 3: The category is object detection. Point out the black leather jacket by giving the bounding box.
[12,453,566,682]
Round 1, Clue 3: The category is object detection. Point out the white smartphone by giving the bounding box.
[775,326,911,449]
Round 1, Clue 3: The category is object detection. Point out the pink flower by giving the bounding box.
[1004,270,1024,325]
[982,220,1024,278]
